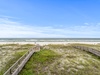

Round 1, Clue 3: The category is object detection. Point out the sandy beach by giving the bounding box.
[0,42,100,46]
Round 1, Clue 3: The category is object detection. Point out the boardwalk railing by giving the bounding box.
[3,45,40,75]
[74,45,100,57]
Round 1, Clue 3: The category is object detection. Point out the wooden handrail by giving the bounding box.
[3,45,40,75]
[74,45,100,57]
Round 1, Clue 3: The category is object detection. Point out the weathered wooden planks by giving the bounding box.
[3,45,40,75]
[74,46,100,57]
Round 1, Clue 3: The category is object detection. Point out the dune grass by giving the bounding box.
[19,49,60,75]
[0,51,27,75]
[19,44,100,75]
[71,43,100,51]
[0,44,34,75]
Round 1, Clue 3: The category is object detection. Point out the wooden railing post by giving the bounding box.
[74,45,100,57]
[3,45,40,75]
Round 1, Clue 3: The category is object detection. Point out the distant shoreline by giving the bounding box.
[0,42,100,45]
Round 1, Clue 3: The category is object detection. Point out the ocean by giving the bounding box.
[0,38,100,42]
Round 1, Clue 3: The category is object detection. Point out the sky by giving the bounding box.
[0,0,100,38]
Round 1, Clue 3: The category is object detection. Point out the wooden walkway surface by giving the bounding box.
[3,45,40,75]
[74,45,100,57]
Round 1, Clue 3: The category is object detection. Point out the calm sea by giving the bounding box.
[0,38,100,42]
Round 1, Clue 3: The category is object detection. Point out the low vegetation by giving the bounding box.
[19,49,60,75]
[0,51,26,75]
[19,44,100,75]
[72,43,100,51]
[0,44,33,75]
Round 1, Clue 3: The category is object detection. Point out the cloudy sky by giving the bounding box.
[0,0,100,38]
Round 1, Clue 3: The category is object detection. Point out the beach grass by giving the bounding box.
[0,44,34,75]
[0,44,100,75]
[0,51,27,75]
[71,43,100,51]
[19,49,60,75]
[19,44,100,75]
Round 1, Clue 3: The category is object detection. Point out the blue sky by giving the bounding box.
[0,0,100,38]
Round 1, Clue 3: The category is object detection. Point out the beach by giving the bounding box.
[0,42,100,46]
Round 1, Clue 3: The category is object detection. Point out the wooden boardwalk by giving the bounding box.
[74,45,100,57]
[3,45,40,75]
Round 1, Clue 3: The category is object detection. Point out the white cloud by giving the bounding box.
[0,17,100,38]
[97,23,100,25]
[0,17,67,38]
[84,23,89,25]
